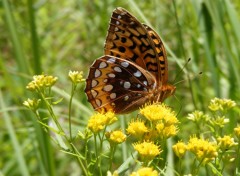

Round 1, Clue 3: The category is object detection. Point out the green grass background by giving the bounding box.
[0,0,239,175]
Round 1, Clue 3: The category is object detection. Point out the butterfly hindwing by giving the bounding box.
[85,55,156,113]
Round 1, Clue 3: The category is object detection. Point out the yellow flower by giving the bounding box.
[107,171,119,176]
[106,130,126,144]
[172,141,187,158]
[130,167,158,176]
[68,70,85,84]
[143,129,158,141]
[217,135,237,151]
[23,98,41,111]
[104,111,118,125]
[127,119,148,138]
[234,126,240,139]
[140,103,171,122]
[26,75,58,91]
[187,110,209,122]
[210,116,229,128]
[133,141,161,161]
[208,98,236,112]
[156,122,178,139]
[87,111,117,133]
[187,136,217,164]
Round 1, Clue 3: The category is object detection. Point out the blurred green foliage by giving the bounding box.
[0,0,239,175]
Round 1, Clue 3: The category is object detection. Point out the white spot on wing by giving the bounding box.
[124,95,129,101]
[114,27,118,31]
[123,81,131,89]
[134,70,142,77]
[103,84,113,92]
[110,93,116,99]
[96,99,101,106]
[91,80,98,87]
[94,69,101,78]
[121,61,129,68]
[91,90,98,98]
[118,15,121,19]
[108,73,116,78]
[116,21,120,25]
[114,66,122,72]
[99,62,107,68]
[137,84,141,88]
[143,81,148,86]
[107,57,116,63]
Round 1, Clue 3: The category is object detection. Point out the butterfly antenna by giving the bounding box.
[173,94,182,117]
[174,72,203,86]
[173,58,191,83]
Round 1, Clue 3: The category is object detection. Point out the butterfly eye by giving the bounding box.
[85,7,175,114]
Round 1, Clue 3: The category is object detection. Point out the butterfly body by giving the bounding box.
[85,7,175,114]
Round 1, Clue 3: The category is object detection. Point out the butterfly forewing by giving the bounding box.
[85,55,156,114]
[104,7,162,82]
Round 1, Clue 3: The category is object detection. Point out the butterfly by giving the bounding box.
[85,7,176,114]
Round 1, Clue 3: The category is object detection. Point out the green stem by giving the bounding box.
[94,134,98,159]
[193,159,204,175]
[109,144,116,171]
[70,143,88,176]
[191,158,196,175]
[39,91,66,138]
[38,89,88,175]
[178,158,182,175]
[234,143,240,176]
[69,84,76,141]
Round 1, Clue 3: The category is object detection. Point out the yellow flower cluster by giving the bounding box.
[26,75,58,91]
[23,98,41,111]
[130,167,158,176]
[87,111,117,133]
[68,70,85,84]
[234,126,240,138]
[187,110,209,122]
[126,119,148,138]
[187,136,217,164]
[106,130,126,144]
[208,98,236,111]
[139,103,179,140]
[172,141,187,158]
[217,135,237,150]
[133,141,161,161]
[140,103,174,122]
